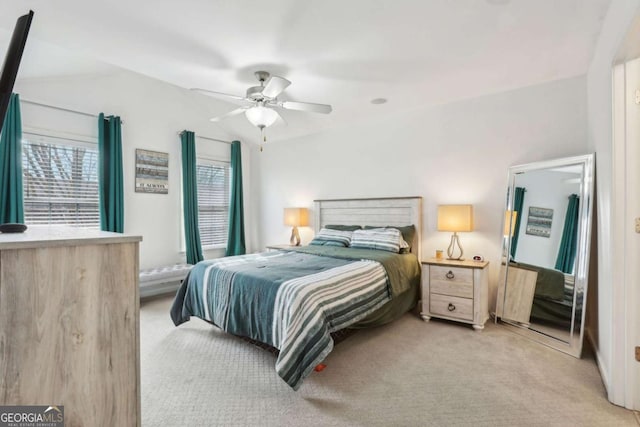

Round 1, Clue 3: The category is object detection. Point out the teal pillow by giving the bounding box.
[326,224,362,231]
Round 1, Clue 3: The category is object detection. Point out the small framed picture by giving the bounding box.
[525,206,553,238]
[135,149,168,194]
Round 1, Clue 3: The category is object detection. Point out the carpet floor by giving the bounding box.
[141,295,638,426]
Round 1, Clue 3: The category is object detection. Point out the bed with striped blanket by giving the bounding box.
[170,246,420,390]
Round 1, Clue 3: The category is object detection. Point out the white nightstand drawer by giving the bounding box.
[430,266,473,297]
[430,265,473,284]
[430,279,473,299]
[430,294,473,321]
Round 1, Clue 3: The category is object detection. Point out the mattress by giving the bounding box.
[170,246,420,389]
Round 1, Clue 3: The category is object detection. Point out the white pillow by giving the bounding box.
[350,228,402,253]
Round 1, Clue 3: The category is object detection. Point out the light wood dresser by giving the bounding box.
[495,264,538,326]
[0,226,142,426]
[420,258,490,330]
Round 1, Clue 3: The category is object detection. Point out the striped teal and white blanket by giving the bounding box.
[171,250,394,389]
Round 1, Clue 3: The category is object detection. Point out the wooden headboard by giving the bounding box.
[313,197,423,260]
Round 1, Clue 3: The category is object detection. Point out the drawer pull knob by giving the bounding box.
[446,271,455,279]
[448,303,456,312]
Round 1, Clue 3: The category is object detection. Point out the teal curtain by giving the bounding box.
[510,186,525,258]
[98,114,124,232]
[0,93,23,224]
[555,194,580,273]
[226,140,246,256]
[181,130,203,264]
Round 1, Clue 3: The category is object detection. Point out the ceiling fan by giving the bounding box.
[192,71,332,131]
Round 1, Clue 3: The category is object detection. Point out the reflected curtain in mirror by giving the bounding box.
[181,130,203,264]
[98,113,124,232]
[0,93,23,224]
[555,194,580,273]
[510,187,525,258]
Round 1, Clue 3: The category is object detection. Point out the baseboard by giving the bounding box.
[586,327,609,395]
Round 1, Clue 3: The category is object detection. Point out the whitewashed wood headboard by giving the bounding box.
[313,197,423,260]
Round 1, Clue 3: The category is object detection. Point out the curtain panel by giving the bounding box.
[225,140,246,256]
[181,130,203,264]
[98,113,124,232]
[555,194,580,274]
[510,186,525,259]
[0,93,23,224]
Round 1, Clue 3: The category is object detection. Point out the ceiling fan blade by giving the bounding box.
[191,88,246,101]
[209,107,247,122]
[261,76,291,98]
[280,101,332,114]
[274,109,287,126]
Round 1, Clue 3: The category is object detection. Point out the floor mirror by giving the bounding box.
[496,154,595,357]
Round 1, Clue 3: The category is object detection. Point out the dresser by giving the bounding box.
[0,226,142,426]
[420,258,490,330]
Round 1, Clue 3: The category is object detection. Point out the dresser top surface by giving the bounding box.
[0,225,142,249]
[422,258,489,268]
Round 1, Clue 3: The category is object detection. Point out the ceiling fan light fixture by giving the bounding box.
[245,106,278,129]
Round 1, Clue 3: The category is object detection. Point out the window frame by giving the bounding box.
[195,155,231,250]
[21,130,100,229]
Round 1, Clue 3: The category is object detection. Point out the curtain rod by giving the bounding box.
[21,98,125,124]
[177,131,232,145]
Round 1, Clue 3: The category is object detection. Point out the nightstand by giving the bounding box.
[420,258,490,331]
[265,244,296,251]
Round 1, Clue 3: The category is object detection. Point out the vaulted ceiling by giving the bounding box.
[0,0,611,143]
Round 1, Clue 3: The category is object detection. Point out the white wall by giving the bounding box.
[14,70,251,269]
[586,0,640,407]
[252,75,589,305]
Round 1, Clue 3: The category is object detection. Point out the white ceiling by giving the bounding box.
[0,0,611,144]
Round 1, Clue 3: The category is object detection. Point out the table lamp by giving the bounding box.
[284,207,309,246]
[503,210,518,261]
[437,205,474,260]
[504,210,518,237]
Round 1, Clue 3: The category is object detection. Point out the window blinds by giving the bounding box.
[22,136,100,228]
[196,158,230,247]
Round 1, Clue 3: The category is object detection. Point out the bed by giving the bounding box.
[530,272,578,328]
[170,197,423,390]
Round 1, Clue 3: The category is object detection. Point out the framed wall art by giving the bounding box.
[135,149,169,194]
[525,206,553,238]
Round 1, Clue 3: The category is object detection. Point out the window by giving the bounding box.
[196,158,230,248]
[22,133,99,228]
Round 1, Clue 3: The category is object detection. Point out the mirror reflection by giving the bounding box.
[496,154,594,358]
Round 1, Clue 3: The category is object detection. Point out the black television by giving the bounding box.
[0,10,34,133]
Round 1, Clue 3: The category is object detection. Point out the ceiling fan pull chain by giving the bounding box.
[260,127,265,152]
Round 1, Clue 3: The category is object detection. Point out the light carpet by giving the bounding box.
[141,295,638,426]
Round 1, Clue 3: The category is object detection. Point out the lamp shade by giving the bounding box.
[284,208,309,227]
[437,205,474,232]
[504,210,518,237]
[245,106,278,129]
